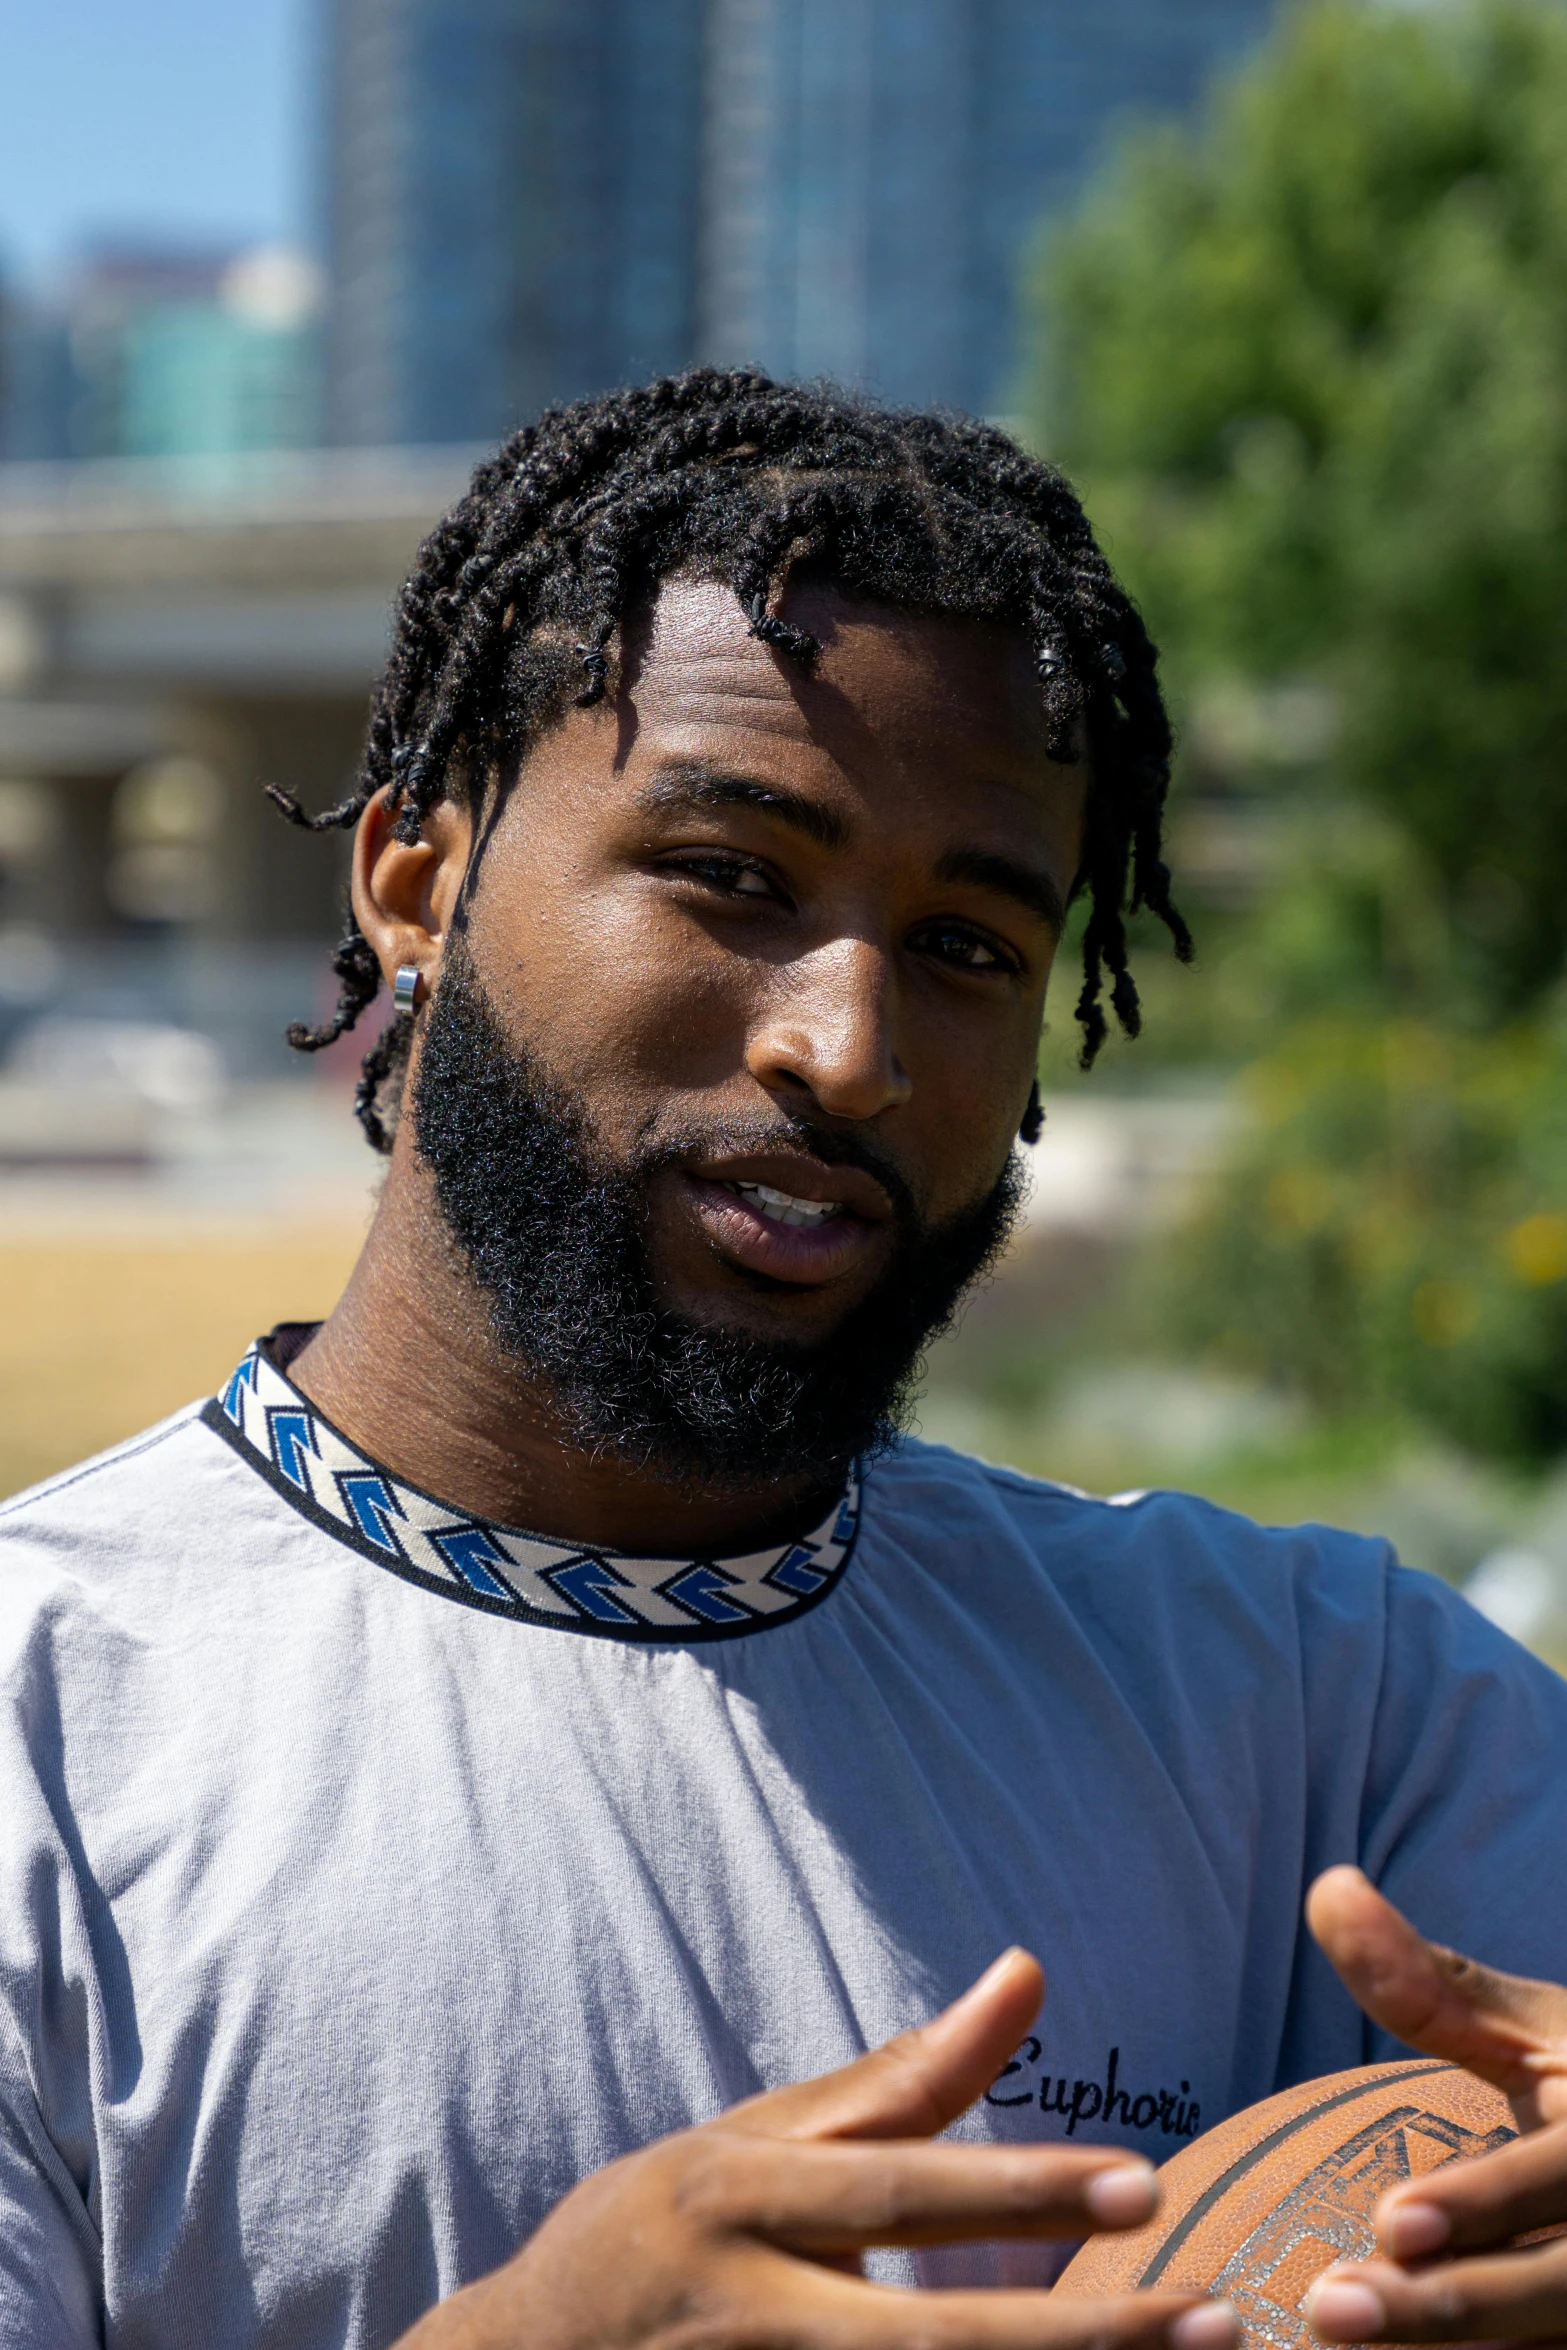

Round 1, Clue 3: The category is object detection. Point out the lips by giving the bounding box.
[682,1152,895,1287]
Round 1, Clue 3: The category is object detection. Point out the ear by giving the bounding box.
[351,789,474,997]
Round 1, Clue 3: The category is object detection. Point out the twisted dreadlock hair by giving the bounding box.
[273,368,1191,1152]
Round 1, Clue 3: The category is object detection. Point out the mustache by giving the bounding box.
[630,1112,925,1232]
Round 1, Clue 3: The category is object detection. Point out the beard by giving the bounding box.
[409,946,1026,1495]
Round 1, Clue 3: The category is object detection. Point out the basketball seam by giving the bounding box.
[1135,2064,1454,2287]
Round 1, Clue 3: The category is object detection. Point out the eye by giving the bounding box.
[911,920,1021,976]
[664,851,786,904]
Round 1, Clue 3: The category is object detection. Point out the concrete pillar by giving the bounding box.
[173,694,367,941]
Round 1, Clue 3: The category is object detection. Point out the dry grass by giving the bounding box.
[0,1229,365,1500]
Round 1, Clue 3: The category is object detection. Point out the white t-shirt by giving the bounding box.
[2,1335,1566,2348]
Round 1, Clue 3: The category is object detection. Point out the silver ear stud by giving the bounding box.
[393,964,422,1017]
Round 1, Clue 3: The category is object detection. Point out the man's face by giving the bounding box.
[391,576,1087,1490]
[441,577,1085,1356]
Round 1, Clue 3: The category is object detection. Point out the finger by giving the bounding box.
[1306,2240,1567,2344]
[719,1947,1046,2144]
[683,2132,1160,2251]
[781,2259,1240,2350]
[1371,2122,1567,2260]
[1307,1870,1567,2117]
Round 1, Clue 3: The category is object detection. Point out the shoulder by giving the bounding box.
[0,1395,326,1865]
[866,1434,1392,1618]
[865,1436,1565,1727]
[0,1397,221,1539]
[0,1400,207,1522]
[0,1397,270,1631]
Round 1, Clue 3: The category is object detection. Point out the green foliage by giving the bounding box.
[1037,794,1483,1085]
[1167,1013,1567,1461]
[1028,0,1567,1013]
[1018,1,1567,1462]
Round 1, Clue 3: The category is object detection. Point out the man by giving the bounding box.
[2,371,1567,2350]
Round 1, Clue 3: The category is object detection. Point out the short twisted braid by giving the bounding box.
[274,368,1191,1151]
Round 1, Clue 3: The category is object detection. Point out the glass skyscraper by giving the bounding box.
[325,0,1276,447]
[701,0,1279,412]
[326,0,707,446]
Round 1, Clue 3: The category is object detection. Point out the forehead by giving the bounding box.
[616,575,1065,800]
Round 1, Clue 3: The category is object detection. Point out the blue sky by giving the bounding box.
[2,0,308,285]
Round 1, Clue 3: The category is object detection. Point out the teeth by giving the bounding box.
[733,1181,844,1229]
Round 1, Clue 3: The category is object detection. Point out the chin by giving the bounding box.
[671,1252,872,1327]
[666,1289,847,1352]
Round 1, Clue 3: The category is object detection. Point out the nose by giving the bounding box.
[746,936,913,1123]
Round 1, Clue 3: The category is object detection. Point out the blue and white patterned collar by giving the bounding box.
[202,1340,861,1644]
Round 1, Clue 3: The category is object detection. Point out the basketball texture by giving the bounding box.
[1056,2062,1517,2349]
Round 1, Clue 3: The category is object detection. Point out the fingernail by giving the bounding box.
[969,1947,1028,1995]
[1085,2160,1157,2226]
[1382,2199,1450,2259]
[1305,2278,1388,2340]
[1170,2304,1240,2350]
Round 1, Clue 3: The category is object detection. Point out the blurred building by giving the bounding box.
[701,0,1278,411]
[0,447,472,1072]
[326,0,708,445]
[327,0,1278,441]
[0,0,1282,1072]
[117,250,323,459]
[0,285,73,463]
[0,245,323,465]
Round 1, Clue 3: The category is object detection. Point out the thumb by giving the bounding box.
[718,1947,1046,2144]
[1307,1866,1567,2127]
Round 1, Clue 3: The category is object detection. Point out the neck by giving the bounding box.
[287,1137,843,1557]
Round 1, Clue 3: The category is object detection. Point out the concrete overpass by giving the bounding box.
[0,446,481,942]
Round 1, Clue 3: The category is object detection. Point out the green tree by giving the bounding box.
[1166,1013,1567,1461]
[1029,0,1567,1013]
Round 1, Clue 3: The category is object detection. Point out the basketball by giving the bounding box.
[1056,2061,1518,2346]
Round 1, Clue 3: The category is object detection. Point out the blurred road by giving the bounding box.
[0,1079,372,1497]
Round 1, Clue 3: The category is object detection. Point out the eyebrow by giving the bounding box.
[935,846,1067,933]
[635,765,847,850]
[638,763,1066,931]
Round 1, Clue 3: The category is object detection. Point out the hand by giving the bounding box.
[398,1947,1240,2350]
[1305,1865,1567,2346]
